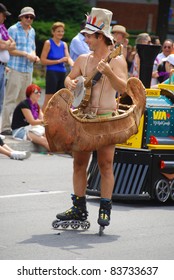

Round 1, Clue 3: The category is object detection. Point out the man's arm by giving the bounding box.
[64,55,85,90]
[0,36,16,51]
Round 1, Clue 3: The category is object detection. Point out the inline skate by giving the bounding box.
[52,194,90,230]
[98,198,112,236]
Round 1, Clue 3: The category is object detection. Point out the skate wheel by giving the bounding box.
[81,220,90,230]
[52,219,60,229]
[70,220,80,229]
[99,225,105,236]
[61,222,69,229]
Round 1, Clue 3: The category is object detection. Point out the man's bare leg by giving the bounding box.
[73,151,91,196]
[54,151,91,227]
[97,145,115,198]
[97,145,115,227]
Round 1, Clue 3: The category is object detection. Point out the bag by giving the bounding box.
[27,125,45,136]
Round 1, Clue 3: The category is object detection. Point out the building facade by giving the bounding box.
[95,0,159,34]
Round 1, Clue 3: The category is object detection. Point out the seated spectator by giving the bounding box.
[157,60,170,83]
[11,84,50,152]
[0,137,30,160]
[151,54,174,88]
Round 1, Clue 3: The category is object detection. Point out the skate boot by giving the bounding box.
[98,198,112,236]
[52,194,90,230]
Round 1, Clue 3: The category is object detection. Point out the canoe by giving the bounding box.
[44,77,146,152]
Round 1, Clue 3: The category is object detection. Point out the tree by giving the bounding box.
[5,0,91,25]
[156,0,171,43]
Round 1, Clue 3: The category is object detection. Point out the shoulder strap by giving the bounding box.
[83,54,91,77]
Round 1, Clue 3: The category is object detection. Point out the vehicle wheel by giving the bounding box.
[170,180,174,201]
[155,179,170,203]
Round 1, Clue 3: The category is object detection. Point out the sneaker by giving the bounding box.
[10,151,31,160]
[1,130,12,136]
[0,134,5,140]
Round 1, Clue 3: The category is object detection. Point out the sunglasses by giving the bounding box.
[34,90,41,95]
[24,15,34,20]
[163,46,172,49]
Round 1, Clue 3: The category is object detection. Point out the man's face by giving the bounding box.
[20,14,35,27]
[162,41,173,57]
[112,32,125,43]
[84,33,99,51]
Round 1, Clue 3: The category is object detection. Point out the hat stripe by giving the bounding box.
[86,23,103,31]
[86,15,105,30]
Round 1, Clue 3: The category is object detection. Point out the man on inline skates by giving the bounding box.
[54,7,128,233]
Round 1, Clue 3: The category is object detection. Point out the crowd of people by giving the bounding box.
[1,3,174,154]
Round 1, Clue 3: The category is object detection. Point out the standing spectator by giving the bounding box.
[156,39,173,63]
[126,44,136,75]
[131,32,151,78]
[152,39,173,84]
[0,6,40,136]
[0,3,16,115]
[69,21,90,62]
[40,22,74,112]
[111,24,129,58]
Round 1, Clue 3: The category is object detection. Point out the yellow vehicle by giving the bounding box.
[87,44,174,204]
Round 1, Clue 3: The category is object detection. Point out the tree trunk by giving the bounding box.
[156,0,171,43]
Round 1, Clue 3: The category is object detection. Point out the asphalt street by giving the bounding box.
[0,152,174,261]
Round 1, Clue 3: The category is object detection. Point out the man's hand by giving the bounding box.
[65,76,79,91]
[97,59,112,76]
[26,53,40,63]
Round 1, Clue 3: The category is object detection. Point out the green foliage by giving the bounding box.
[4,0,91,23]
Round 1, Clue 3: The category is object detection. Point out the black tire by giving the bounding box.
[155,179,170,203]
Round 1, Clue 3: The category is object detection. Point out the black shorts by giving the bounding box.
[46,70,66,94]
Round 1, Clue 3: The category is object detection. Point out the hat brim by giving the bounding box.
[81,28,96,35]
[4,11,11,16]
[18,12,35,18]
[80,28,114,44]
[0,10,11,16]
[162,57,174,65]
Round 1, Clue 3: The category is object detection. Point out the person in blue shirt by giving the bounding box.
[1,6,40,136]
[70,32,90,62]
[40,22,74,112]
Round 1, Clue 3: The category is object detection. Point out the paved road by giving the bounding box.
[0,152,174,261]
